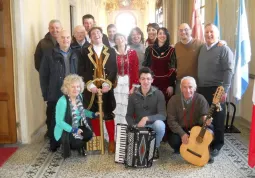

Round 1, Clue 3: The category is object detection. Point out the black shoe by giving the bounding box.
[210,149,220,157]
[153,148,159,161]
[44,131,49,139]
[78,147,87,157]
[174,149,180,154]
[208,156,214,164]
[49,147,57,152]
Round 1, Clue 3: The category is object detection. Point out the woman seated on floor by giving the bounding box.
[54,74,98,158]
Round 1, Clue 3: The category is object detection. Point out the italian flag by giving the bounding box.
[248,81,255,168]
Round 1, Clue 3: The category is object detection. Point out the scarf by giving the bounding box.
[69,95,92,131]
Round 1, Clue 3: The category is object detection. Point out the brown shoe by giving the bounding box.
[108,141,115,154]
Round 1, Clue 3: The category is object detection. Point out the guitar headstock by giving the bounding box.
[212,86,225,106]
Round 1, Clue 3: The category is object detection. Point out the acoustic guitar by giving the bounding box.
[180,86,224,167]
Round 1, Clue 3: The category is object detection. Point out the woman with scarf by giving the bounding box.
[145,23,160,48]
[54,74,99,158]
[127,27,145,69]
[143,27,176,103]
[113,33,139,125]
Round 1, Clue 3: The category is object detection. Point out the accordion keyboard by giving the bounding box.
[115,124,128,163]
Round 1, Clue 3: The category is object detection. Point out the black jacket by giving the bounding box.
[39,47,79,102]
[71,39,90,51]
[34,32,57,71]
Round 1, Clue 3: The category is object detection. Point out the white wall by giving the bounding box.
[11,0,104,143]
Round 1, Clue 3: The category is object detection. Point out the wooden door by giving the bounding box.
[0,0,17,143]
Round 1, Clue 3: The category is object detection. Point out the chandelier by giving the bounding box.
[105,0,147,12]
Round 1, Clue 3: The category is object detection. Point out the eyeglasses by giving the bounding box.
[179,28,190,32]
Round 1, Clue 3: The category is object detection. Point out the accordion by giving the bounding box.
[115,124,156,168]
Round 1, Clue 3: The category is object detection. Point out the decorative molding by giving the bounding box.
[105,0,147,12]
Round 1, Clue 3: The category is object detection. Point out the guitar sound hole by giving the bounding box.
[196,136,203,143]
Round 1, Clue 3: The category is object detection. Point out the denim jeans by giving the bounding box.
[146,120,165,148]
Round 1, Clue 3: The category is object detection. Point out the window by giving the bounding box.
[115,12,136,38]
[155,0,163,27]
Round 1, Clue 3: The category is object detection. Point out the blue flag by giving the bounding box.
[214,0,221,38]
[233,0,251,100]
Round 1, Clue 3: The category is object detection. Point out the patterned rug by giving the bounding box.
[2,133,255,178]
[21,142,63,178]
[15,134,255,178]
[223,134,255,178]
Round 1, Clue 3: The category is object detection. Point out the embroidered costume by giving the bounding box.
[113,46,139,125]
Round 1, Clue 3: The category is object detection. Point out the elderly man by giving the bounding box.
[126,67,166,160]
[34,19,62,71]
[175,23,225,94]
[71,25,90,50]
[78,27,117,154]
[40,30,79,151]
[197,23,234,157]
[82,14,110,47]
[167,76,209,150]
[107,24,117,47]
[167,76,214,163]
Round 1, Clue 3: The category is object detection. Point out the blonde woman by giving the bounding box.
[54,74,98,158]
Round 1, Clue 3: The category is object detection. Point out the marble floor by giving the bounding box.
[1,117,255,178]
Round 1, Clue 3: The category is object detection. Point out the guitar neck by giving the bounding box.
[198,104,215,138]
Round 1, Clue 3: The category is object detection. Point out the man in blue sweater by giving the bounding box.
[197,23,234,158]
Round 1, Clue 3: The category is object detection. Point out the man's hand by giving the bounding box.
[166,86,174,97]
[137,117,149,127]
[203,116,213,126]
[217,40,227,46]
[101,86,110,93]
[91,87,98,94]
[181,134,189,144]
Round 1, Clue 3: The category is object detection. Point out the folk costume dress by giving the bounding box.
[113,46,139,125]
[143,43,177,103]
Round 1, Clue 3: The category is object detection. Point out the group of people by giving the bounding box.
[35,13,234,165]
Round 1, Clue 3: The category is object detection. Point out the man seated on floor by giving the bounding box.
[167,76,214,163]
[125,67,166,160]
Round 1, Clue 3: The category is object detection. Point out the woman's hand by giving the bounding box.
[166,86,174,97]
[129,86,135,94]
[77,129,83,135]
[95,112,100,116]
